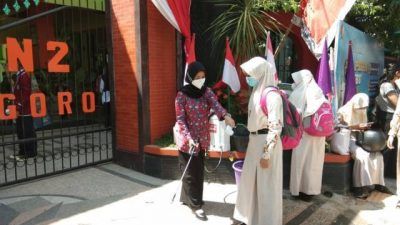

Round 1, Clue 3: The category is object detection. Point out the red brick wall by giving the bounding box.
[110,0,140,152]
[147,1,177,143]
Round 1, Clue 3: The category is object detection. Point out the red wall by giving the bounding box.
[147,1,177,143]
[270,12,319,74]
[110,0,140,152]
[35,17,55,69]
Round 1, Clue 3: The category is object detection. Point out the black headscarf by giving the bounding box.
[180,61,207,98]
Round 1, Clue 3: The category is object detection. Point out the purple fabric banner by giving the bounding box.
[316,40,332,95]
[343,41,356,104]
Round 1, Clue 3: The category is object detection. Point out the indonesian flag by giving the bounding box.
[222,38,240,93]
[265,32,278,82]
[299,0,355,56]
[151,0,191,57]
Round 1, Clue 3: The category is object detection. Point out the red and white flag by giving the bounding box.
[265,32,278,82]
[222,38,240,93]
[152,0,195,85]
[151,0,191,54]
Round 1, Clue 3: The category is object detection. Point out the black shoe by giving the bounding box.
[375,185,394,195]
[192,208,208,221]
[323,191,333,198]
[9,154,23,159]
[9,154,27,162]
[353,187,369,199]
[231,222,245,225]
[231,219,246,225]
[299,192,313,202]
[291,194,301,200]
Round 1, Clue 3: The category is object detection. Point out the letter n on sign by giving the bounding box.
[7,38,34,72]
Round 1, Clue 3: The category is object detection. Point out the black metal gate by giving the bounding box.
[0,1,113,187]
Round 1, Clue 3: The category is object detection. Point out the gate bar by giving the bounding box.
[0,6,70,32]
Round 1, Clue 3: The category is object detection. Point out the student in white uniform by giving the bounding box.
[289,70,327,201]
[386,74,400,208]
[233,57,283,225]
[376,64,400,178]
[338,94,386,198]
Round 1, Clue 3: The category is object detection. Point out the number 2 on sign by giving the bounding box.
[6,37,70,73]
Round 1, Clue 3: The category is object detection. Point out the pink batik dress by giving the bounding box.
[175,87,227,154]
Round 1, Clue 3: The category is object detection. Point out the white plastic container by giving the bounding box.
[173,115,231,151]
[208,115,230,151]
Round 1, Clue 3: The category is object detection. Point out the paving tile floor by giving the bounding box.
[0,163,399,225]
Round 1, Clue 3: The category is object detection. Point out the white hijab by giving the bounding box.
[337,93,369,126]
[289,70,326,118]
[241,56,278,93]
[240,56,277,131]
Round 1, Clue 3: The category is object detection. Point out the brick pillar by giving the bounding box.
[109,0,150,170]
[147,0,177,142]
[108,0,178,169]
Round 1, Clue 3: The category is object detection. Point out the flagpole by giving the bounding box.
[227,86,231,114]
[274,23,293,58]
[266,31,270,56]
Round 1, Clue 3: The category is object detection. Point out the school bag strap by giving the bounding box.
[260,86,303,150]
[260,86,291,126]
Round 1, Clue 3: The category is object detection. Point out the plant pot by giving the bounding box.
[232,135,249,152]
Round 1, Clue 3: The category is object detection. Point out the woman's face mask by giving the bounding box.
[192,78,206,89]
[246,76,259,87]
[291,82,298,90]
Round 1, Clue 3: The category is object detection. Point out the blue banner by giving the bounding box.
[333,21,384,112]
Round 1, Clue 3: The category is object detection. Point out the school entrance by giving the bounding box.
[0,0,113,187]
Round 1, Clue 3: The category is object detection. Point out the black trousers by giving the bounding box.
[103,102,111,127]
[178,150,205,209]
[16,115,37,157]
[376,107,398,178]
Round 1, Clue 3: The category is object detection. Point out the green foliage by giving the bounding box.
[208,0,400,58]
[208,0,292,62]
[213,86,250,125]
[154,133,177,148]
[347,0,400,57]
[257,0,299,12]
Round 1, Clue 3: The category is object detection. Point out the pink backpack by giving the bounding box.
[303,102,334,137]
[260,87,303,150]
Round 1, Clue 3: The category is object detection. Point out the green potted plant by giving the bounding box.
[212,81,250,152]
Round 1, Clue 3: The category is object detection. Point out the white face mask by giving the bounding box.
[395,79,400,89]
[192,78,206,89]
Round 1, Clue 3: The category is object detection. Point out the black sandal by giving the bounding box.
[375,185,394,195]
[353,187,369,199]
[299,192,314,202]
